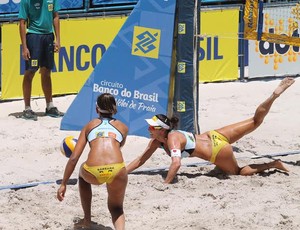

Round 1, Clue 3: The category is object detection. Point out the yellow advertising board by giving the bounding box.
[1,17,127,99]
[1,9,241,99]
[243,0,259,41]
[200,8,239,82]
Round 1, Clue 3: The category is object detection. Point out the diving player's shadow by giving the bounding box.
[130,169,169,178]
[131,164,289,182]
[178,166,230,180]
[130,166,231,181]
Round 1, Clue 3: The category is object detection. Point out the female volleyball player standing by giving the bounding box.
[57,93,128,230]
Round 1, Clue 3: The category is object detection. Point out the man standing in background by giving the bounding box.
[18,0,64,120]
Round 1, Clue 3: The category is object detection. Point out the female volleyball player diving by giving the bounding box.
[127,77,295,184]
[57,93,128,230]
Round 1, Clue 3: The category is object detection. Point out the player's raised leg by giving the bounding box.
[216,77,295,144]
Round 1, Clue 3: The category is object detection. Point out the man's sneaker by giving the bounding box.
[22,109,38,121]
[45,107,64,118]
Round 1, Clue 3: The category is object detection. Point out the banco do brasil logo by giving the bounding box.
[132,26,161,59]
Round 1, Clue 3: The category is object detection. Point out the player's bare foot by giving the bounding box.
[74,218,91,229]
[273,77,295,96]
[272,160,289,172]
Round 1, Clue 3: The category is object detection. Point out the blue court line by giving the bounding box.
[0,178,78,191]
[1,150,299,190]
[131,150,300,173]
[0,181,54,191]
[250,150,300,159]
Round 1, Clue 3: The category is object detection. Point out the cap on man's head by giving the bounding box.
[145,115,170,129]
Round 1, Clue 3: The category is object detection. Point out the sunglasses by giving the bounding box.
[148,126,162,131]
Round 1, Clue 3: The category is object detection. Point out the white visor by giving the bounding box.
[145,116,170,129]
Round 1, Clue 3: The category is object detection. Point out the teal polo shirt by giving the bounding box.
[18,0,60,34]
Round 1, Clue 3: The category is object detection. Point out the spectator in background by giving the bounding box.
[18,0,64,120]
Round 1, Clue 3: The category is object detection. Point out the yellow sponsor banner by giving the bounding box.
[200,8,239,82]
[244,0,259,40]
[261,32,300,47]
[1,17,127,99]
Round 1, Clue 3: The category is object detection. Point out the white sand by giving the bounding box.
[1,78,300,230]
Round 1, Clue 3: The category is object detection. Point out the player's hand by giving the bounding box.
[57,185,66,201]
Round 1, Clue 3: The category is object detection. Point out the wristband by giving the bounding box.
[170,149,181,158]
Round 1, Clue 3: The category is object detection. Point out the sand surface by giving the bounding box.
[0,78,300,230]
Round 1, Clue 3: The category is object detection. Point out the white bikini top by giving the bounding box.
[87,118,123,143]
[169,130,196,158]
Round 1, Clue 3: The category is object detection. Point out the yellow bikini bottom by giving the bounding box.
[83,162,125,184]
[209,130,229,163]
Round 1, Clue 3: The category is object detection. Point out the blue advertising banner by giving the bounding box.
[0,0,83,14]
[60,0,176,137]
[92,0,138,6]
[60,0,83,10]
[0,0,19,14]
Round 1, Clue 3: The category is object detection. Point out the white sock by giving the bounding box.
[25,106,31,111]
[47,102,54,110]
